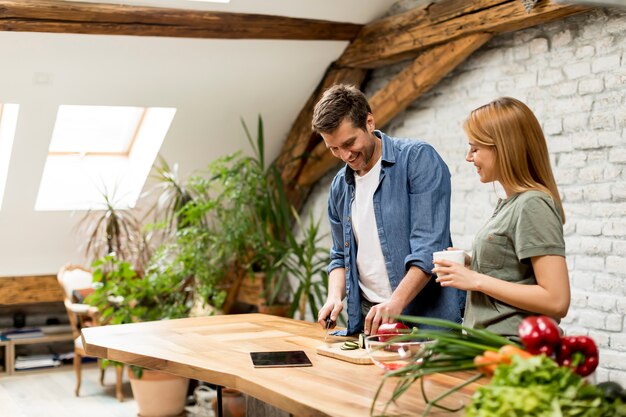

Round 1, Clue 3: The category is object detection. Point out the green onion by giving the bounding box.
[370,316,519,416]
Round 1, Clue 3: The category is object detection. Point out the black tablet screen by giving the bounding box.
[250,350,312,368]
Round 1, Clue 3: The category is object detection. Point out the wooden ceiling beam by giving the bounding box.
[296,33,493,188]
[370,33,493,128]
[337,0,589,68]
[275,64,366,209]
[0,0,363,40]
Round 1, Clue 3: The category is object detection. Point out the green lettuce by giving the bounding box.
[465,355,625,417]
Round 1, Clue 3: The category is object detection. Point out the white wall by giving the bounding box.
[0,33,346,275]
[0,1,398,277]
[306,8,626,384]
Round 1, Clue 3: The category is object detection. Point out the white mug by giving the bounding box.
[432,250,465,277]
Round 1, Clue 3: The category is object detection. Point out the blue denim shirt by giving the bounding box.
[327,131,466,334]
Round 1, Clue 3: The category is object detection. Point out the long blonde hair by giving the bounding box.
[464,97,565,223]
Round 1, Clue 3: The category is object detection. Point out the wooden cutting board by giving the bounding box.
[316,342,372,365]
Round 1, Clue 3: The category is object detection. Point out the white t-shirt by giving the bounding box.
[352,157,392,303]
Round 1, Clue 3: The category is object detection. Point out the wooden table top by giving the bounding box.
[82,314,482,417]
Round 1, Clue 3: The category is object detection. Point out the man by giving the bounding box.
[313,84,465,336]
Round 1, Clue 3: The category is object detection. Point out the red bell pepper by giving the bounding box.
[557,335,599,377]
[518,316,561,356]
[377,322,410,342]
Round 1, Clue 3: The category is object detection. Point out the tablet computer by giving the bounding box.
[250,350,312,368]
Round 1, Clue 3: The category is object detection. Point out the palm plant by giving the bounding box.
[78,188,150,275]
[144,156,195,238]
[281,209,330,320]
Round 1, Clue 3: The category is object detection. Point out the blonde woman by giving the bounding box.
[433,97,570,337]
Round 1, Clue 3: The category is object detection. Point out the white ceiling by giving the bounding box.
[0,0,396,275]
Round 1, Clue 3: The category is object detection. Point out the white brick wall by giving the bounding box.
[305,8,626,382]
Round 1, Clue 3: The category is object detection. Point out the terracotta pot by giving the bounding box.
[211,388,246,417]
[257,303,290,317]
[128,368,189,417]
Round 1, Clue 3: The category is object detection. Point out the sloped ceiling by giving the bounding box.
[0,0,396,276]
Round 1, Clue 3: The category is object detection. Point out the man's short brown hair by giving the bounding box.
[312,84,372,134]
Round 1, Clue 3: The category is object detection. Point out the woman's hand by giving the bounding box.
[432,259,480,291]
[447,247,471,267]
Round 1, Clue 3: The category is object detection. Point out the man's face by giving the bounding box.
[320,115,378,176]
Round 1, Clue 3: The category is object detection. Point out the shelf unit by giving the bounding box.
[2,332,74,375]
[0,339,11,376]
[1,274,74,376]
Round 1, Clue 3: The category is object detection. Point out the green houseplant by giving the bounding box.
[281,209,330,320]
[78,188,150,275]
[197,115,330,317]
[180,115,293,313]
[86,254,190,417]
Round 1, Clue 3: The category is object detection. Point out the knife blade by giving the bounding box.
[323,317,334,343]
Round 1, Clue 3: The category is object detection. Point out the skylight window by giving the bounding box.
[49,106,145,156]
[35,105,176,211]
[0,104,19,210]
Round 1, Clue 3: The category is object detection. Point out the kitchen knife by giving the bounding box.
[323,317,335,343]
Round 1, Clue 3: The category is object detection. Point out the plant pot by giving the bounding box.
[128,368,189,417]
[257,302,291,317]
[211,388,246,417]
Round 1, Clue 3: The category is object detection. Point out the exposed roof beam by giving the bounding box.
[296,33,493,188]
[369,33,493,128]
[275,64,366,208]
[337,0,589,68]
[0,0,363,40]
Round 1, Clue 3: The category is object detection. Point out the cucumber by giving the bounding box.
[340,340,359,350]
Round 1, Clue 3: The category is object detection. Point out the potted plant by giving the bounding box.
[181,115,293,314]
[136,115,326,320]
[280,209,330,320]
[197,116,330,318]
[86,254,191,417]
[77,188,150,276]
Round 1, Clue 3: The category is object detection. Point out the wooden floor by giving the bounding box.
[0,364,138,417]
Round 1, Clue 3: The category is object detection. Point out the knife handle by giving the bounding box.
[325,317,335,329]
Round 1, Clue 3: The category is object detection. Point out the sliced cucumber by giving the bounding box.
[340,340,359,350]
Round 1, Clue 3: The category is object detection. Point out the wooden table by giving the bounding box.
[82,314,482,417]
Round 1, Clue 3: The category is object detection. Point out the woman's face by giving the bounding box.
[466,140,497,183]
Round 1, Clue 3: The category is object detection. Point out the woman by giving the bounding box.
[433,97,570,337]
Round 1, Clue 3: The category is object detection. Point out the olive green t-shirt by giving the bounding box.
[463,190,565,337]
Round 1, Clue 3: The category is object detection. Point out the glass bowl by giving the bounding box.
[364,334,433,371]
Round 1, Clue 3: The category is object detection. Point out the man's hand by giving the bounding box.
[363,266,430,335]
[363,299,403,335]
[317,299,343,329]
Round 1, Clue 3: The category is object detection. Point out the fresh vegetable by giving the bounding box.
[498,344,533,360]
[518,315,561,356]
[466,355,625,417]
[340,340,359,351]
[376,322,410,342]
[474,345,532,376]
[370,316,519,417]
[370,316,612,417]
[557,335,599,377]
[597,381,626,403]
[474,350,504,376]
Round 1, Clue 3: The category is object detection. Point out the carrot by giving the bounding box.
[498,345,532,360]
[474,345,532,376]
[474,351,501,376]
